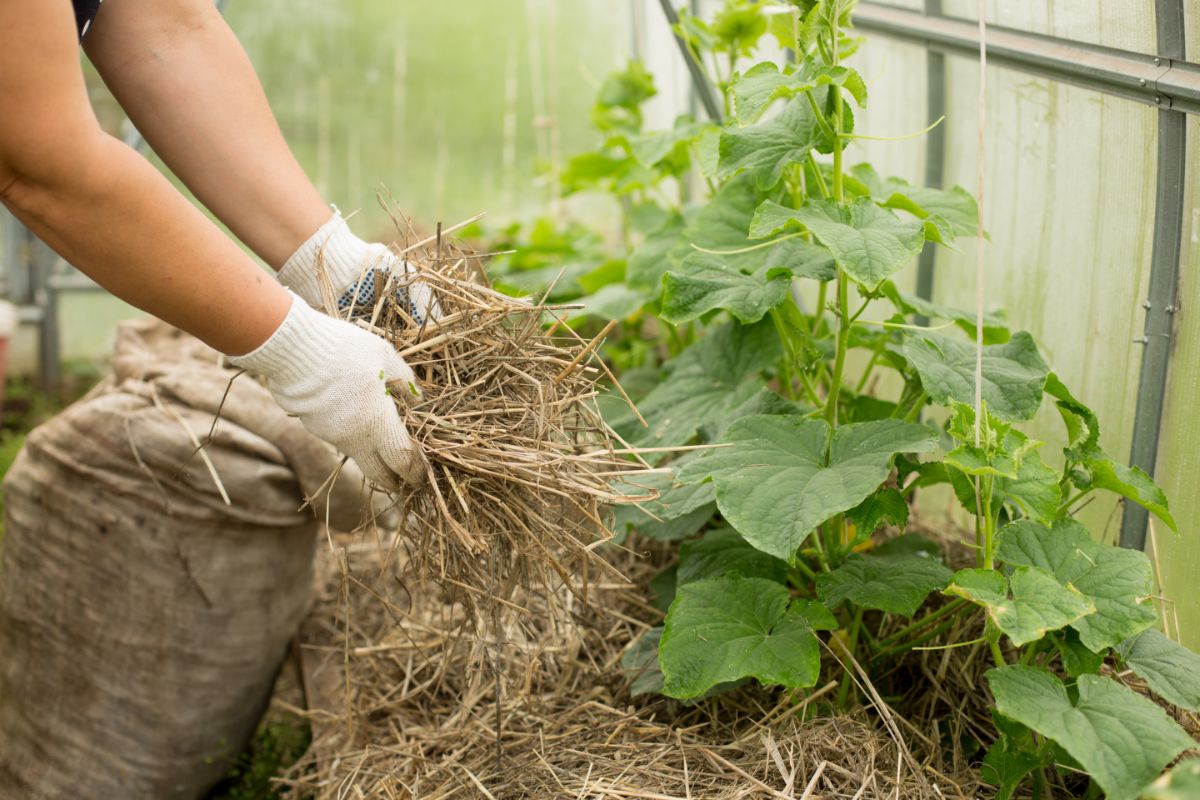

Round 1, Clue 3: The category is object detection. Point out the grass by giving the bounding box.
[207,717,311,800]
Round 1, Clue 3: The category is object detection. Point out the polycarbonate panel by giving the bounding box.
[1147,115,1200,649]
[931,57,1159,543]
[1188,0,1200,61]
[941,0,1158,54]
[850,34,932,189]
[226,0,627,232]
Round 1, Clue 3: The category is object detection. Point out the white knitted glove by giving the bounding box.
[279,213,441,323]
[229,292,425,491]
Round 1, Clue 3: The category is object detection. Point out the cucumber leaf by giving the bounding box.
[660,575,836,699]
[997,520,1158,652]
[987,667,1194,800]
[946,567,1094,647]
[619,320,783,450]
[718,97,829,190]
[817,552,952,617]
[677,528,790,586]
[731,61,867,124]
[1116,629,1200,712]
[751,198,925,291]
[678,416,938,560]
[902,331,1049,422]
[661,253,793,324]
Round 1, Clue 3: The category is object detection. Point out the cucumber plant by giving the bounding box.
[494,2,1198,797]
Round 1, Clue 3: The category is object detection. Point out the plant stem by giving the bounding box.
[853,341,884,394]
[903,391,929,422]
[837,606,865,709]
[875,598,969,649]
[872,615,963,662]
[1056,488,1093,517]
[824,273,850,426]
[807,153,831,200]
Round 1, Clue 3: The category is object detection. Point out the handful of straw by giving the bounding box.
[314,212,654,625]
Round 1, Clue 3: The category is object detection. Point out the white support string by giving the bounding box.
[973,2,987,447]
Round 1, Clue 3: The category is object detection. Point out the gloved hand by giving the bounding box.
[228,291,424,491]
[279,212,441,323]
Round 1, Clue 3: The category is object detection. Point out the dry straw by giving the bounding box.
[309,206,656,637]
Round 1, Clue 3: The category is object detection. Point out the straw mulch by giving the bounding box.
[281,535,979,800]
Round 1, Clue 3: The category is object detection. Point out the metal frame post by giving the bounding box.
[655,0,724,123]
[1120,0,1189,550]
[913,0,945,319]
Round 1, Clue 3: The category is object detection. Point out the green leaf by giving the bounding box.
[650,566,677,613]
[711,3,767,55]
[1143,761,1200,800]
[677,528,790,586]
[849,164,979,244]
[1044,375,1176,531]
[678,416,938,560]
[846,488,909,539]
[661,252,793,324]
[610,463,716,542]
[629,115,709,167]
[946,567,1094,647]
[625,320,783,450]
[622,627,665,697]
[577,283,649,321]
[731,61,867,124]
[1116,629,1200,711]
[982,728,1045,800]
[987,667,1194,800]
[1054,629,1107,677]
[881,282,1009,344]
[627,212,686,290]
[1087,458,1177,533]
[660,576,836,699]
[718,97,829,190]
[902,331,1049,421]
[817,553,952,617]
[997,520,1158,652]
[687,175,836,279]
[753,198,925,291]
[596,60,657,110]
[999,447,1062,525]
[1044,372,1101,458]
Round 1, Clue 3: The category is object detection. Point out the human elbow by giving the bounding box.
[0,127,113,214]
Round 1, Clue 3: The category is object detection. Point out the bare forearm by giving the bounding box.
[1,134,289,355]
[84,0,329,268]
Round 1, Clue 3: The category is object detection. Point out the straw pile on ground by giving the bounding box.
[283,537,974,799]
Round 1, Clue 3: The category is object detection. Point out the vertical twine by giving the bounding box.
[973,2,987,446]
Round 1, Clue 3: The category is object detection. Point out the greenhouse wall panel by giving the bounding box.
[933,59,1159,542]
[1149,115,1200,650]
[940,0,1158,53]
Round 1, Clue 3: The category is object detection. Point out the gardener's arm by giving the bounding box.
[81,0,332,270]
[81,0,441,322]
[0,0,423,488]
[0,0,287,354]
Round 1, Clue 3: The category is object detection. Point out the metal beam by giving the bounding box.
[913,0,945,318]
[1120,0,1188,550]
[656,0,724,123]
[853,2,1200,115]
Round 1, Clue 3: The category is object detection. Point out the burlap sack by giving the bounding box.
[0,319,374,799]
